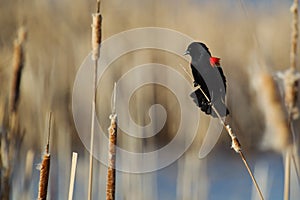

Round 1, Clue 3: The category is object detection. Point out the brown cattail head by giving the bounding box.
[10,26,27,113]
[106,113,117,200]
[91,13,102,61]
[38,153,50,200]
[290,0,298,71]
[277,69,300,120]
[258,73,291,152]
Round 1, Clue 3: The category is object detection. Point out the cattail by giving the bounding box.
[88,2,102,199]
[259,73,290,152]
[10,26,27,113]
[38,153,50,200]
[290,0,298,71]
[106,113,117,200]
[38,112,52,200]
[277,69,300,120]
[91,1,102,61]
[276,0,300,120]
[106,83,117,200]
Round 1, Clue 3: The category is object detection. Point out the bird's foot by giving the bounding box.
[193,81,199,87]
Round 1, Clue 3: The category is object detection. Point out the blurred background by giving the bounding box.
[0,0,299,199]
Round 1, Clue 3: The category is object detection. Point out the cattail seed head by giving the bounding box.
[91,13,102,61]
[290,0,298,71]
[38,154,50,200]
[277,69,300,119]
[10,26,27,113]
[106,113,117,200]
[259,73,290,152]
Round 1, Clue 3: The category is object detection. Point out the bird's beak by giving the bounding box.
[183,50,190,56]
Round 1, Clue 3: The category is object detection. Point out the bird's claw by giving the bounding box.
[193,81,199,87]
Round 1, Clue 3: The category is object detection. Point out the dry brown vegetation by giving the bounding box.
[0,0,299,199]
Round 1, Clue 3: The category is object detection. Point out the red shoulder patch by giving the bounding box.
[210,57,221,67]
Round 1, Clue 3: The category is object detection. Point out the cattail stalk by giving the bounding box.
[182,66,264,200]
[88,1,102,199]
[283,2,300,199]
[10,26,27,113]
[276,0,300,120]
[68,152,78,200]
[106,83,117,200]
[38,112,52,200]
[106,114,117,200]
[284,148,291,200]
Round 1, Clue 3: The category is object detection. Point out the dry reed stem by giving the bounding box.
[88,1,102,199]
[106,113,117,200]
[10,26,27,113]
[24,149,34,189]
[38,112,52,200]
[182,66,264,200]
[284,147,291,200]
[68,152,78,200]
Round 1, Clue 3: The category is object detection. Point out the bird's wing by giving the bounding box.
[216,66,227,91]
[191,64,200,81]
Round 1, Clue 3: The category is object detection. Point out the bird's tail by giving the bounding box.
[190,89,229,118]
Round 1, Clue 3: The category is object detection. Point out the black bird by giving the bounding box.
[185,42,229,117]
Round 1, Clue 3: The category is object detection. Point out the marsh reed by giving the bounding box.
[88,1,102,199]
[37,112,52,200]
[10,26,27,113]
[106,83,117,200]
[283,1,300,199]
[1,1,299,199]
[68,152,78,200]
[0,25,27,200]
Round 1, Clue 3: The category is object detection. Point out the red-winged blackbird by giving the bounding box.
[185,42,229,117]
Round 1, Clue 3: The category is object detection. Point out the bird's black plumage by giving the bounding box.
[185,42,229,117]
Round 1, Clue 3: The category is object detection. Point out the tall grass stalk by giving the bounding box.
[68,152,78,200]
[88,1,102,199]
[183,67,264,200]
[284,148,291,200]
